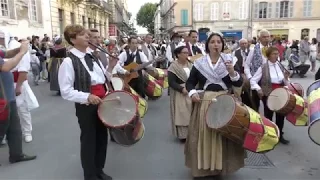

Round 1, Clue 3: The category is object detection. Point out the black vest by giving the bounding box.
[124,50,142,65]
[68,52,91,95]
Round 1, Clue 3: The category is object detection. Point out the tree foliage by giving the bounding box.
[136,3,157,34]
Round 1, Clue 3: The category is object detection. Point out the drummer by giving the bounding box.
[115,36,156,98]
[185,32,245,178]
[250,46,290,144]
[168,45,192,141]
[58,25,115,180]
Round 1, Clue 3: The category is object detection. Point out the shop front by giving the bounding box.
[221,31,243,42]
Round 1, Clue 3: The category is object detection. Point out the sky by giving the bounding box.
[127,0,159,34]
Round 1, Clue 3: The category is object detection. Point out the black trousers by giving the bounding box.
[75,104,109,180]
[241,89,252,108]
[250,91,285,135]
[262,96,285,135]
[0,101,23,158]
[129,77,146,98]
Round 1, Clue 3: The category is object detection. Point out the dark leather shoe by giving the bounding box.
[97,172,112,180]
[9,154,37,163]
[280,136,290,145]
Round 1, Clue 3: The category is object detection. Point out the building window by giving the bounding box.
[279,1,289,18]
[58,9,64,36]
[0,0,9,17]
[194,3,203,21]
[301,28,309,40]
[276,1,294,18]
[82,16,86,27]
[88,18,91,28]
[258,2,267,18]
[303,0,312,17]
[317,29,320,42]
[181,9,188,26]
[222,2,231,19]
[239,0,248,20]
[29,0,37,21]
[70,12,75,24]
[210,2,219,21]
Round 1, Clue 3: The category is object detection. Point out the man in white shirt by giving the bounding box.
[244,29,271,111]
[115,36,154,98]
[8,36,38,143]
[58,25,114,180]
[165,33,184,66]
[140,34,158,64]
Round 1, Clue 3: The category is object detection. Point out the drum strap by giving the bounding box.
[91,55,114,91]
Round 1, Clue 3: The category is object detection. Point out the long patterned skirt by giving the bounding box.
[184,91,245,177]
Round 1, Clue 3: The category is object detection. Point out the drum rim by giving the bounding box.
[308,120,320,146]
[98,90,139,128]
[307,80,320,96]
[205,94,236,129]
[267,88,291,111]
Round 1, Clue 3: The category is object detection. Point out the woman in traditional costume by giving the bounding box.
[168,46,193,141]
[48,38,66,95]
[250,46,290,144]
[185,32,245,178]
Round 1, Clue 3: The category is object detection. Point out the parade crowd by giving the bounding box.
[1,25,320,180]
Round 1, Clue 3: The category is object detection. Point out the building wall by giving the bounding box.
[192,0,250,40]
[154,5,161,38]
[252,0,320,40]
[50,0,110,38]
[0,0,52,39]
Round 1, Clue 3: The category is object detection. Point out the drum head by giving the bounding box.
[206,95,236,129]
[111,77,124,90]
[267,88,289,111]
[98,91,138,127]
[308,120,320,145]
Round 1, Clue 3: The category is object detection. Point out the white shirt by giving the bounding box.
[115,49,152,74]
[58,48,112,104]
[144,42,157,61]
[7,40,31,72]
[165,42,186,62]
[250,61,286,91]
[187,42,206,56]
[244,44,268,79]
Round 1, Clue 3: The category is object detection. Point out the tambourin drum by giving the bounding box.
[111,77,124,91]
[155,68,169,89]
[124,86,148,118]
[307,81,320,145]
[267,88,296,115]
[285,94,308,126]
[143,73,163,100]
[205,94,279,153]
[307,80,320,96]
[98,91,145,146]
[287,83,304,97]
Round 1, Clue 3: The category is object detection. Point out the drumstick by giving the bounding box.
[200,98,218,102]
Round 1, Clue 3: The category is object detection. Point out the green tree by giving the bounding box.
[136,3,157,34]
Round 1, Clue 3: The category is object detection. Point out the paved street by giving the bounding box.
[1,65,320,179]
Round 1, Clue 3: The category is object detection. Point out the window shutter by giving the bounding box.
[239,1,243,19]
[289,1,294,17]
[254,3,258,19]
[275,2,280,18]
[8,0,16,19]
[267,2,272,18]
[36,0,43,23]
[181,9,188,26]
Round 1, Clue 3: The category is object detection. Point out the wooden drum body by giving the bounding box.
[288,83,304,97]
[307,80,320,145]
[267,88,296,115]
[286,94,308,126]
[206,94,279,153]
[98,91,145,146]
[124,86,148,118]
[143,73,163,100]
